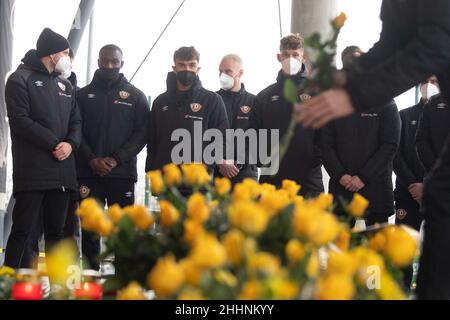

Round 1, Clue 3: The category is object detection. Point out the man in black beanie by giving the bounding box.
[4,28,81,268]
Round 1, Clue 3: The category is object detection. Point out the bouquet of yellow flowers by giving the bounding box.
[75,163,418,300]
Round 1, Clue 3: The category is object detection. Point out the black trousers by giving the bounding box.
[417,136,450,299]
[78,178,135,270]
[4,189,70,268]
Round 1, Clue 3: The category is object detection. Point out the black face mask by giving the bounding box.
[176,71,197,87]
[97,68,120,83]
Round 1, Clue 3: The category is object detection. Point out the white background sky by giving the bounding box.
[6,0,416,204]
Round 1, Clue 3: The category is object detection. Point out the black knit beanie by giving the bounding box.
[36,28,69,57]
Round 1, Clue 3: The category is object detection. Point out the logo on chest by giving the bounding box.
[240,105,251,114]
[87,93,96,99]
[34,81,44,87]
[119,91,131,100]
[360,113,378,117]
[190,103,203,113]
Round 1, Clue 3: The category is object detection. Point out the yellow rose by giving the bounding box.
[268,278,299,300]
[352,247,385,285]
[347,193,369,218]
[147,170,165,196]
[315,274,355,300]
[180,258,203,287]
[178,288,207,300]
[187,193,210,223]
[247,252,281,277]
[108,204,124,224]
[309,212,340,246]
[183,219,205,245]
[382,226,417,268]
[332,12,347,29]
[214,177,231,196]
[335,225,351,251]
[181,164,211,186]
[285,239,305,263]
[45,240,78,286]
[0,266,15,277]
[232,183,253,202]
[259,183,277,197]
[223,229,246,266]
[77,198,103,219]
[376,272,407,300]
[309,193,334,211]
[147,255,185,298]
[228,201,270,236]
[98,218,114,236]
[306,249,319,278]
[116,281,146,300]
[163,163,182,187]
[259,190,291,216]
[281,179,301,199]
[189,233,227,269]
[239,280,263,300]
[327,251,358,276]
[159,200,180,227]
[80,206,105,233]
[368,231,387,252]
[124,205,154,231]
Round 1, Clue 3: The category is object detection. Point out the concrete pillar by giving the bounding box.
[291,0,338,39]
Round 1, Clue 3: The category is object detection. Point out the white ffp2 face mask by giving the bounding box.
[220,73,235,91]
[281,57,302,76]
[421,83,440,100]
[53,55,72,75]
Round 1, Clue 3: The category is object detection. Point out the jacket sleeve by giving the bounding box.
[393,111,417,187]
[359,102,401,184]
[320,122,347,180]
[112,92,150,164]
[210,94,230,165]
[5,77,59,151]
[346,0,450,111]
[63,95,82,151]
[249,94,265,167]
[416,105,437,172]
[145,101,157,172]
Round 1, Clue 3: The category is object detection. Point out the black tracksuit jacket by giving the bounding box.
[76,71,150,181]
[5,49,82,194]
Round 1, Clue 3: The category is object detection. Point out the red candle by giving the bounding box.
[74,282,103,300]
[12,282,43,300]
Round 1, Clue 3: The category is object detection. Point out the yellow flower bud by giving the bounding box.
[347,193,369,218]
[187,192,210,223]
[285,239,305,263]
[162,163,182,187]
[147,170,165,196]
[159,200,180,227]
[214,177,231,196]
[147,255,185,298]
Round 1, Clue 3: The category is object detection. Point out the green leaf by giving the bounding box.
[284,79,299,104]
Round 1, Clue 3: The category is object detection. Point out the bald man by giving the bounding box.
[216,54,258,184]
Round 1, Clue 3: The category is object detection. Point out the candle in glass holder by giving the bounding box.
[12,282,43,300]
[74,282,103,300]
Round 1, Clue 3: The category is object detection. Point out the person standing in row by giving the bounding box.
[4,28,81,268]
[76,45,150,270]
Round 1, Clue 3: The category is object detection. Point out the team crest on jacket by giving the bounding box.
[396,209,407,220]
[79,186,91,199]
[299,93,311,102]
[241,105,251,114]
[58,82,66,92]
[190,103,202,113]
[119,91,130,99]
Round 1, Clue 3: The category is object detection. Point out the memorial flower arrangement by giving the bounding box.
[70,163,418,300]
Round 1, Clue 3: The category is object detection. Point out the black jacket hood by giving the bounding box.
[20,49,54,75]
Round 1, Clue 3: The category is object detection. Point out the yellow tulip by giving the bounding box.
[223,229,246,266]
[108,204,124,224]
[332,12,347,29]
[180,258,203,287]
[327,251,358,276]
[382,226,417,268]
[45,240,78,286]
[181,163,211,186]
[183,219,205,245]
[124,205,154,231]
[259,190,291,216]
